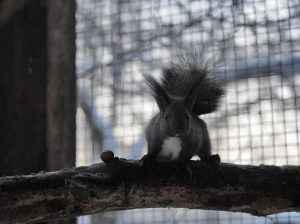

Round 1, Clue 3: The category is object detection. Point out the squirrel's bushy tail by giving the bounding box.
[161,50,225,115]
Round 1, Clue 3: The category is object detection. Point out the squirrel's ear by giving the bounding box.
[144,75,170,111]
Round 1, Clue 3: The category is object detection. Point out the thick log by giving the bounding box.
[0,159,300,223]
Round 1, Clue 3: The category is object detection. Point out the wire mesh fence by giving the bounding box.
[76,0,300,223]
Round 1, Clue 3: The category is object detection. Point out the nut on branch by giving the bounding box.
[100,150,114,163]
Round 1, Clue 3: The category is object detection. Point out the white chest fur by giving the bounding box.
[157,137,182,160]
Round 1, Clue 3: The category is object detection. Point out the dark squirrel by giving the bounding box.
[143,50,224,163]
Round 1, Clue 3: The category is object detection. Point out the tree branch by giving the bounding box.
[1,158,300,223]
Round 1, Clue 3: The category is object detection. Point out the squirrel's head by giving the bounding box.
[144,75,198,137]
[160,98,192,137]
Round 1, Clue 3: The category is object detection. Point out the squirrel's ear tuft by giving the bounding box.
[144,74,170,111]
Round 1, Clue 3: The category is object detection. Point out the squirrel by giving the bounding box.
[143,50,224,163]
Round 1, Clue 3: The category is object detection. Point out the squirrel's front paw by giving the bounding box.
[141,154,156,166]
[201,154,221,164]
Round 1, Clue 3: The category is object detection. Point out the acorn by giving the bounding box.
[100,150,114,163]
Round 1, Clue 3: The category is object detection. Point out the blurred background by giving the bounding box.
[76,0,300,223]
[0,0,299,223]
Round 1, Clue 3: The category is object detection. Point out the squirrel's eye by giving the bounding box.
[187,115,191,120]
[164,115,168,120]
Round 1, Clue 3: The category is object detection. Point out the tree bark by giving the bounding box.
[1,159,300,223]
[0,0,33,27]
[47,0,76,171]
[0,0,47,176]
